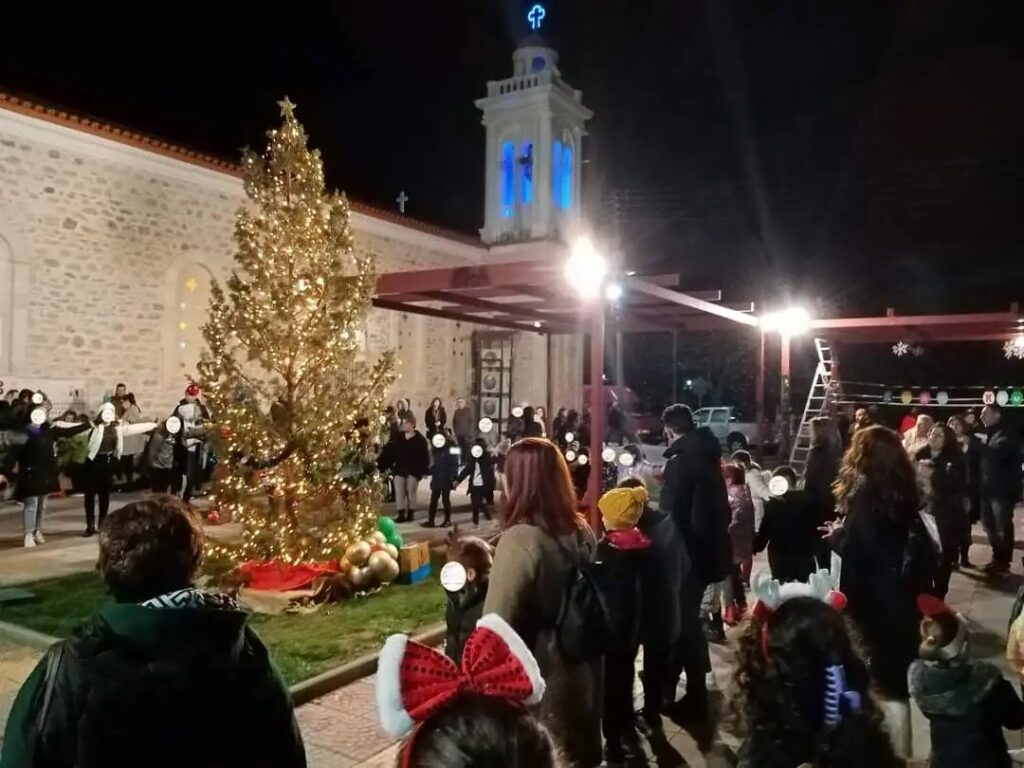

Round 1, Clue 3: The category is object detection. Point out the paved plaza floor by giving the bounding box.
[1,494,1023,765]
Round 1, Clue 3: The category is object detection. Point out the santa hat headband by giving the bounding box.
[376,614,545,767]
[750,569,848,658]
[918,594,969,660]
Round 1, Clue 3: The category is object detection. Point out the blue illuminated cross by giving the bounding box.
[527,3,546,31]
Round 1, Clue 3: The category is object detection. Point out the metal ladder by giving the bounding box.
[790,338,839,476]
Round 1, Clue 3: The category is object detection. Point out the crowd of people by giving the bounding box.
[374,395,639,528]
[2,394,1023,768]
[0,383,214,546]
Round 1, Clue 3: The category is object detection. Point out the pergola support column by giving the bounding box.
[586,307,605,530]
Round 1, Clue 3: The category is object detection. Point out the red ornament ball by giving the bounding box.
[207,510,221,525]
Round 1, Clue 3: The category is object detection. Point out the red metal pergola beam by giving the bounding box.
[810,311,1020,331]
[371,297,574,335]
[625,276,761,327]
[375,261,558,296]
[413,290,583,329]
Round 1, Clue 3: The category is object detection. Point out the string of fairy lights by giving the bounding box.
[196,98,396,565]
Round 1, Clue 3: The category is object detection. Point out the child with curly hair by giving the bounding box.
[734,571,902,768]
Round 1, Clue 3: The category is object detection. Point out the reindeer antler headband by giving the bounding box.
[749,568,848,658]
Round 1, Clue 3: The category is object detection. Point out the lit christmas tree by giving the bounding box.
[198,98,395,565]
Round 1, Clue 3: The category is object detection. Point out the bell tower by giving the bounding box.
[476,4,593,244]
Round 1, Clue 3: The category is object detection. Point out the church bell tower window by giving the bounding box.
[501,141,515,217]
[520,142,534,204]
[560,143,573,210]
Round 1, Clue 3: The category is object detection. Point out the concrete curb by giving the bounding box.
[289,624,445,706]
[0,617,445,707]
[0,620,59,651]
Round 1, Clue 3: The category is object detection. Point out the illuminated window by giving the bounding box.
[521,142,533,204]
[552,140,563,208]
[560,144,573,209]
[501,141,515,217]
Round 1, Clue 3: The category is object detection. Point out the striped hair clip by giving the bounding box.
[824,664,862,727]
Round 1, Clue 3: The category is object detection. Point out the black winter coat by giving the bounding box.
[803,443,840,524]
[457,451,496,494]
[910,659,1024,768]
[445,582,487,665]
[430,446,460,492]
[637,507,685,649]
[1,599,304,768]
[4,422,90,500]
[425,406,447,436]
[659,428,731,584]
[595,529,653,654]
[980,425,1022,503]
[916,445,969,555]
[828,490,936,698]
[754,490,818,583]
[960,434,983,494]
[388,432,430,478]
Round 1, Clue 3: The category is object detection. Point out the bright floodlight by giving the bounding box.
[565,236,608,299]
[760,306,812,337]
[605,282,623,302]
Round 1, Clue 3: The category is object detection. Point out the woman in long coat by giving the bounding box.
[484,438,602,767]
[827,425,936,759]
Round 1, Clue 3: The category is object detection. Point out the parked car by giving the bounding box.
[692,406,771,452]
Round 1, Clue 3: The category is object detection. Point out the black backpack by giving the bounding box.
[552,534,615,664]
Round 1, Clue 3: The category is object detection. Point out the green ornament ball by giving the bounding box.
[378,516,397,538]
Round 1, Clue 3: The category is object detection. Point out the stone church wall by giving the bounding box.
[0,107,485,419]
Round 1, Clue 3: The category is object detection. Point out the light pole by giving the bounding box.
[565,237,609,525]
[759,306,811,457]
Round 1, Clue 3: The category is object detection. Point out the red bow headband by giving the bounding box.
[376,613,545,739]
[750,569,847,659]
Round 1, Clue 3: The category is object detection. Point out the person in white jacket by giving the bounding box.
[902,413,935,457]
[83,402,156,536]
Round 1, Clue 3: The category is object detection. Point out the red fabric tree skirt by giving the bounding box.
[238,560,341,591]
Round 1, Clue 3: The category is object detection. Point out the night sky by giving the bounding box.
[2,0,1022,317]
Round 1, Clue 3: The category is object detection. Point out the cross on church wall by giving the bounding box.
[396,190,409,214]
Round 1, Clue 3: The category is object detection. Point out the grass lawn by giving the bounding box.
[0,571,445,685]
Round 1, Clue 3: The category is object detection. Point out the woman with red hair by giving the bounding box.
[483,438,601,767]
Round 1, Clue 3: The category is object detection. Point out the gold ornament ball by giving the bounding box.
[346,540,372,567]
[368,550,400,583]
[349,566,373,589]
[370,531,387,545]
[385,543,399,560]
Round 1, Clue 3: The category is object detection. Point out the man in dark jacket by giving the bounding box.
[390,415,430,523]
[658,403,730,720]
[0,495,305,768]
[978,404,1022,574]
[451,397,475,458]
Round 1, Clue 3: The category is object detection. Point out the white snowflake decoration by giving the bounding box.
[1004,337,1024,361]
[892,341,910,357]
[912,345,925,357]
